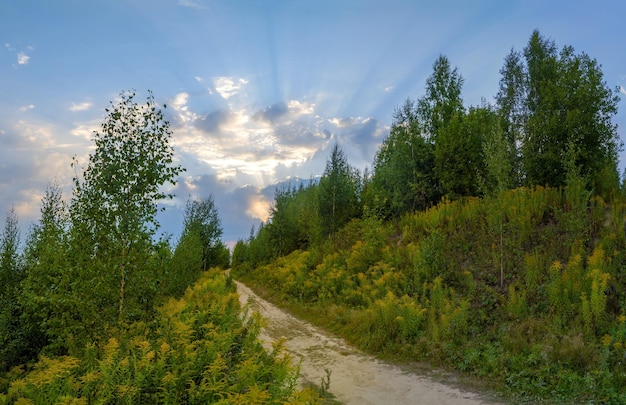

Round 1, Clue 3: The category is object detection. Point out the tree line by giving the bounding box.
[234,30,622,267]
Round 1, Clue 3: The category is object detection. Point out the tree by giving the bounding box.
[318,143,361,240]
[507,30,621,190]
[267,185,300,257]
[0,207,20,300]
[367,99,437,219]
[417,55,465,142]
[70,90,184,327]
[495,49,526,187]
[480,107,514,289]
[181,195,224,270]
[417,55,486,200]
[0,208,30,370]
[434,106,489,199]
[167,195,227,296]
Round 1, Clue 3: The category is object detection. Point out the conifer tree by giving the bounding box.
[0,208,28,370]
[318,143,361,241]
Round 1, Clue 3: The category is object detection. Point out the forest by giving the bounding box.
[1,29,625,403]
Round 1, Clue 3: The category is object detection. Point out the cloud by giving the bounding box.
[329,117,357,128]
[168,89,384,194]
[195,110,233,134]
[18,104,35,112]
[169,92,198,124]
[246,193,271,222]
[213,76,248,100]
[620,85,626,96]
[159,81,388,243]
[253,102,289,124]
[17,51,30,65]
[69,101,93,112]
[70,119,101,141]
[0,119,85,235]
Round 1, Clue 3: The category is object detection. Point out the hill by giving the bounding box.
[233,185,626,403]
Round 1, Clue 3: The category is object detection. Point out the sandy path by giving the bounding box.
[234,280,501,405]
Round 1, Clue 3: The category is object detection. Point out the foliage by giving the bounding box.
[234,185,626,402]
[1,270,318,404]
[318,143,362,241]
[507,30,621,191]
[416,54,465,142]
[367,99,438,219]
[166,195,229,297]
[70,90,184,327]
[0,209,44,372]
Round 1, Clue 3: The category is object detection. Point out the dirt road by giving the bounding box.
[234,280,501,405]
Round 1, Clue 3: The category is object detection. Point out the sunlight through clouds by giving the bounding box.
[213,76,249,100]
[246,194,271,222]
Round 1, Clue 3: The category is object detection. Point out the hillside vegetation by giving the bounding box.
[234,187,626,402]
[2,269,319,403]
[232,30,626,403]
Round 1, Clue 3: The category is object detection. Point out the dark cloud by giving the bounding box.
[273,126,326,147]
[195,109,232,134]
[319,117,385,170]
[252,102,289,124]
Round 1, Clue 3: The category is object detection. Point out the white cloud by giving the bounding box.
[69,101,92,112]
[170,92,198,124]
[287,100,315,116]
[329,117,358,128]
[384,86,394,92]
[17,51,30,65]
[18,104,35,112]
[194,76,203,82]
[620,85,626,96]
[13,120,55,148]
[70,119,101,141]
[213,76,248,100]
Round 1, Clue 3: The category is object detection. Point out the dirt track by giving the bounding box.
[234,280,502,405]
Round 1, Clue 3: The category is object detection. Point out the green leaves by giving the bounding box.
[318,143,361,240]
[499,30,621,191]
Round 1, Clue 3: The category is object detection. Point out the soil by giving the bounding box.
[234,280,504,405]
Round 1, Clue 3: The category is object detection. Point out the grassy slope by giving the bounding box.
[234,186,626,404]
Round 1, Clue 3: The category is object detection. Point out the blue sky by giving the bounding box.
[1,0,625,245]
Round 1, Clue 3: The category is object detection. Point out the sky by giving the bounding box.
[1,0,626,247]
